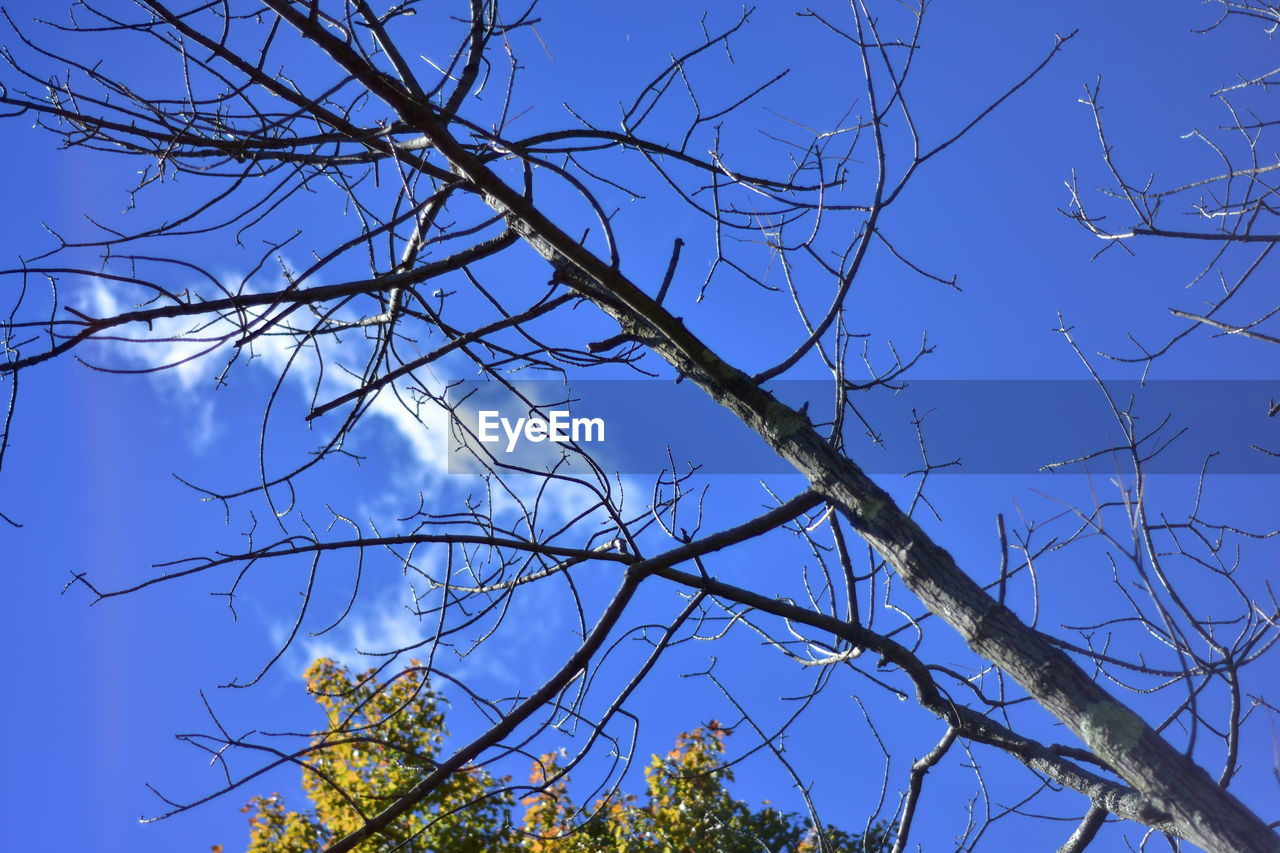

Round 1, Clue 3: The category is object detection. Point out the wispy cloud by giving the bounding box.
[79,276,450,470]
[78,275,612,687]
[294,589,434,674]
[282,565,563,692]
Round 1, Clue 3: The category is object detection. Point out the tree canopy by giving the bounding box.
[243,660,890,852]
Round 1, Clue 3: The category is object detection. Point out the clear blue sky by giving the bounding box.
[1,2,1277,850]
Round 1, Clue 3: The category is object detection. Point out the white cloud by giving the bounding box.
[285,568,551,691]
[78,274,619,689]
[78,276,450,471]
[187,398,219,453]
[298,594,432,673]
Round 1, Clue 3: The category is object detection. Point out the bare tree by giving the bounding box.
[1,2,1277,852]
[1066,0,1280,378]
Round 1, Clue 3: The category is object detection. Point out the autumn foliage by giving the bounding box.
[244,660,890,852]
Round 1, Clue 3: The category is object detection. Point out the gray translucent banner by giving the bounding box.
[444,380,1280,475]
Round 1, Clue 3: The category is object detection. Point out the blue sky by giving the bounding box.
[2,1,1278,851]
